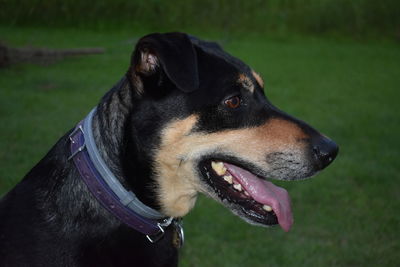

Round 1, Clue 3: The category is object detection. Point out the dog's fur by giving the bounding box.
[0,33,338,266]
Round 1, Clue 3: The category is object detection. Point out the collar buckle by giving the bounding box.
[68,124,85,161]
[145,217,174,243]
[146,223,166,243]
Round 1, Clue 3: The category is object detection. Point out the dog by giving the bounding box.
[0,32,338,266]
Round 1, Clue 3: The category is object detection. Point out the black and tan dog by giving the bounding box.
[0,33,338,266]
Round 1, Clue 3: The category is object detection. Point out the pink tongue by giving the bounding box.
[224,163,293,232]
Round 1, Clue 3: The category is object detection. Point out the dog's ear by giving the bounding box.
[132,32,199,92]
[188,35,224,51]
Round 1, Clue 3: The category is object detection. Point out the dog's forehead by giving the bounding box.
[190,38,261,94]
[191,38,247,71]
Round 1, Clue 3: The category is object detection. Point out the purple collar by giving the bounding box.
[68,108,174,243]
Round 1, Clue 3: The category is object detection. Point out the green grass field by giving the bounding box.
[1,27,399,266]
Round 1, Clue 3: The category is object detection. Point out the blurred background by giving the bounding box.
[0,0,399,266]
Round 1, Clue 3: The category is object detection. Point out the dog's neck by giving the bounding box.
[90,76,161,211]
[27,77,163,238]
[91,78,132,185]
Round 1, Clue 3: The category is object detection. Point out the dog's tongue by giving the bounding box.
[224,163,293,232]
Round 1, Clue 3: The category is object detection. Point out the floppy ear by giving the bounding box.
[132,32,199,92]
[188,35,224,51]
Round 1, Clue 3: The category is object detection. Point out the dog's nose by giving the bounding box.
[311,136,338,169]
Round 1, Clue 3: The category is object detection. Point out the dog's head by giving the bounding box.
[126,32,338,232]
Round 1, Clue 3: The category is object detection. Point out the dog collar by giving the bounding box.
[68,108,179,243]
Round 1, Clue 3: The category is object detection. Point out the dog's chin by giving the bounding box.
[198,158,293,231]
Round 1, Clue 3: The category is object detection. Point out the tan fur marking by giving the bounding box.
[238,73,255,93]
[154,116,308,218]
[252,70,264,88]
[155,115,201,217]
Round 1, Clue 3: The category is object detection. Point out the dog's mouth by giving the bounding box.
[199,159,293,232]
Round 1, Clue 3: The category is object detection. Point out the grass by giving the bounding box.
[1,26,399,266]
[1,0,399,39]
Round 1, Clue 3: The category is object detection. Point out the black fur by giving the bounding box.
[0,32,338,266]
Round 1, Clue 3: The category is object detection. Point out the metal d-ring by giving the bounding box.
[174,219,184,248]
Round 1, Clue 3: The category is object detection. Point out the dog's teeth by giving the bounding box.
[244,191,250,196]
[211,161,227,176]
[233,183,242,191]
[262,205,272,212]
[223,175,233,184]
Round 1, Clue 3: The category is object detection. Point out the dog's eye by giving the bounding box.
[224,96,241,109]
